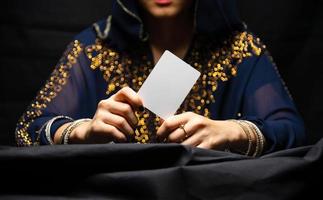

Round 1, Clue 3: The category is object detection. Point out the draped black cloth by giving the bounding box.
[1,139,322,199]
[2,0,323,198]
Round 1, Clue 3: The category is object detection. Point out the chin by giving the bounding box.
[149,7,180,18]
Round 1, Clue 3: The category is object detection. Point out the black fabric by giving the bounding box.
[1,0,323,146]
[0,140,322,199]
[1,1,322,199]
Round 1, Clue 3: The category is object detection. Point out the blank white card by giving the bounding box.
[137,50,201,120]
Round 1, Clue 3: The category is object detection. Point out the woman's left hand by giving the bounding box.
[156,112,247,150]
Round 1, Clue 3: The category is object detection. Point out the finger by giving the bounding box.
[157,112,192,140]
[181,132,202,147]
[167,128,185,143]
[113,87,144,111]
[197,142,212,149]
[167,122,193,143]
[105,124,128,142]
[105,101,138,128]
[196,136,227,150]
[89,121,127,143]
[102,112,135,136]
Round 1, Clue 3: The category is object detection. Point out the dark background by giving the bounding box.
[1,0,322,146]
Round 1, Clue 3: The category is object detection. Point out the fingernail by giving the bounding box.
[139,106,145,112]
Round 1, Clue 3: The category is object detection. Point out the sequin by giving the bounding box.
[15,41,83,146]
[87,32,263,143]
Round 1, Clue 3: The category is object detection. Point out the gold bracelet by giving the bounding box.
[227,120,253,156]
[60,122,75,145]
[241,121,259,157]
[243,121,265,157]
[237,120,254,156]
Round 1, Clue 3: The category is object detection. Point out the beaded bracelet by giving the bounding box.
[60,122,75,145]
[60,118,91,144]
[234,120,253,156]
[44,116,73,145]
[244,121,266,157]
[228,119,266,157]
[241,121,260,157]
[236,120,260,157]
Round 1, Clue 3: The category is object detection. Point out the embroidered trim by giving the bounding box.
[86,31,263,143]
[116,0,148,41]
[15,40,83,146]
[93,15,112,40]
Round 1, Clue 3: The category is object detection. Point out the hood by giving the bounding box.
[94,0,244,50]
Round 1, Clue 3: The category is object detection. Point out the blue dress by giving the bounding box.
[15,0,305,154]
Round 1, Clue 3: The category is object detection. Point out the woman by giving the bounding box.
[15,0,305,157]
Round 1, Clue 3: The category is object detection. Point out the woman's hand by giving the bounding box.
[55,87,143,144]
[157,112,248,151]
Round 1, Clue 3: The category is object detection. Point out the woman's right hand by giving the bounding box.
[55,87,143,144]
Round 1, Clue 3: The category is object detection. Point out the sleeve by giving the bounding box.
[15,40,97,146]
[241,52,306,153]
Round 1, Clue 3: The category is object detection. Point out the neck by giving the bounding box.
[144,12,194,64]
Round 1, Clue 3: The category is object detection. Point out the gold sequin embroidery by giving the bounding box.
[86,31,263,143]
[15,40,83,146]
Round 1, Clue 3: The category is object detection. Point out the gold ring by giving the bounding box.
[180,124,189,139]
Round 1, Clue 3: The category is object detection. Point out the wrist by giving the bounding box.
[68,121,91,144]
[225,120,250,153]
[227,119,266,157]
[53,119,91,144]
[54,123,72,144]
